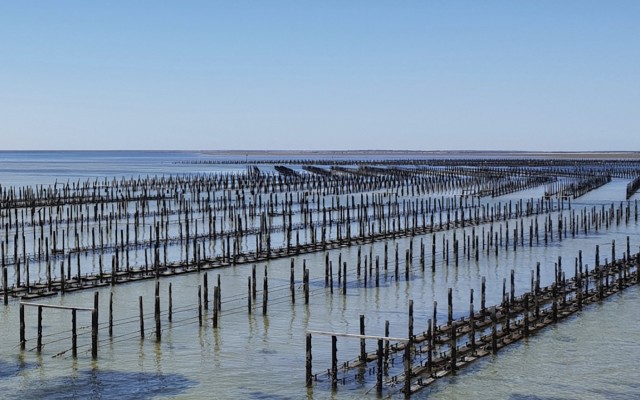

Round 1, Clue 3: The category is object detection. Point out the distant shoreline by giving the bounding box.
[1,149,639,160]
[199,150,640,159]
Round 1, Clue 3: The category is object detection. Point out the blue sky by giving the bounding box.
[1,1,638,151]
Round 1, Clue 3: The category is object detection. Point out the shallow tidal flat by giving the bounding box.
[0,151,639,399]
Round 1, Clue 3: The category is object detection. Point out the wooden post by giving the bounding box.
[377,338,383,394]
[481,277,486,316]
[20,303,25,350]
[263,275,268,316]
[385,320,390,374]
[139,296,144,339]
[252,264,257,299]
[432,301,438,334]
[37,305,43,352]
[2,266,7,306]
[213,286,219,328]
[168,283,173,322]
[331,335,338,389]
[155,294,161,341]
[304,267,309,305]
[247,277,252,314]
[198,285,203,326]
[306,333,313,387]
[109,292,113,336]
[217,274,222,312]
[91,292,99,358]
[290,260,295,304]
[204,272,209,310]
[343,262,347,294]
[72,309,77,357]
[329,262,333,294]
[359,315,366,362]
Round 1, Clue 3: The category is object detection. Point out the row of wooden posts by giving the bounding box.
[16,233,636,373]
[305,241,640,396]
[2,196,636,305]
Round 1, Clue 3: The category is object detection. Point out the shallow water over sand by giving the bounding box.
[0,151,638,399]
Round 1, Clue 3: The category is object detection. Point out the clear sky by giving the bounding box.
[1,1,638,151]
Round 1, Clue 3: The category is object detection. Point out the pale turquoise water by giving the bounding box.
[0,151,638,399]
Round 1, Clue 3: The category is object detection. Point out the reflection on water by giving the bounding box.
[6,369,195,400]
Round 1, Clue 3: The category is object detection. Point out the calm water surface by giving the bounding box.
[0,151,638,399]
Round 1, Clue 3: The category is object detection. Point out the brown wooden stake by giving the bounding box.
[306,333,313,387]
[37,305,43,353]
[72,309,77,357]
[155,295,161,341]
[109,292,113,336]
[139,296,144,339]
[213,286,219,328]
[377,338,383,394]
[359,315,366,362]
[20,303,25,350]
[198,285,202,326]
[331,335,338,389]
[168,283,173,322]
[247,277,252,314]
[263,275,268,316]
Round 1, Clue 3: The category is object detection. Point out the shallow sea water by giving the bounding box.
[0,151,638,399]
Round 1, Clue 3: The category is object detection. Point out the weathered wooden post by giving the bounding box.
[168,283,173,322]
[139,296,144,339]
[19,303,25,350]
[359,315,366,362]
[204,272,209,311]
[2,265,7,306]
[109,292,113,336]
[72,309,77,357]
[343,262,347,294]
[290,260,295,304]
[155,293,161,341]
[198,285,203,326]
[92,293,99,359]
[263,274,268,316]
[247,277,252,314]
[304,266,309,305]
[306,333,313,387]
[384,320,390,374]
[331,335,338,389]
[481,277,486,317]
[377,338,384,394]
[213,286,219,328]
[37,305,43,352]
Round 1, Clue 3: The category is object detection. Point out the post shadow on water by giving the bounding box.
[0,360,196,400]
